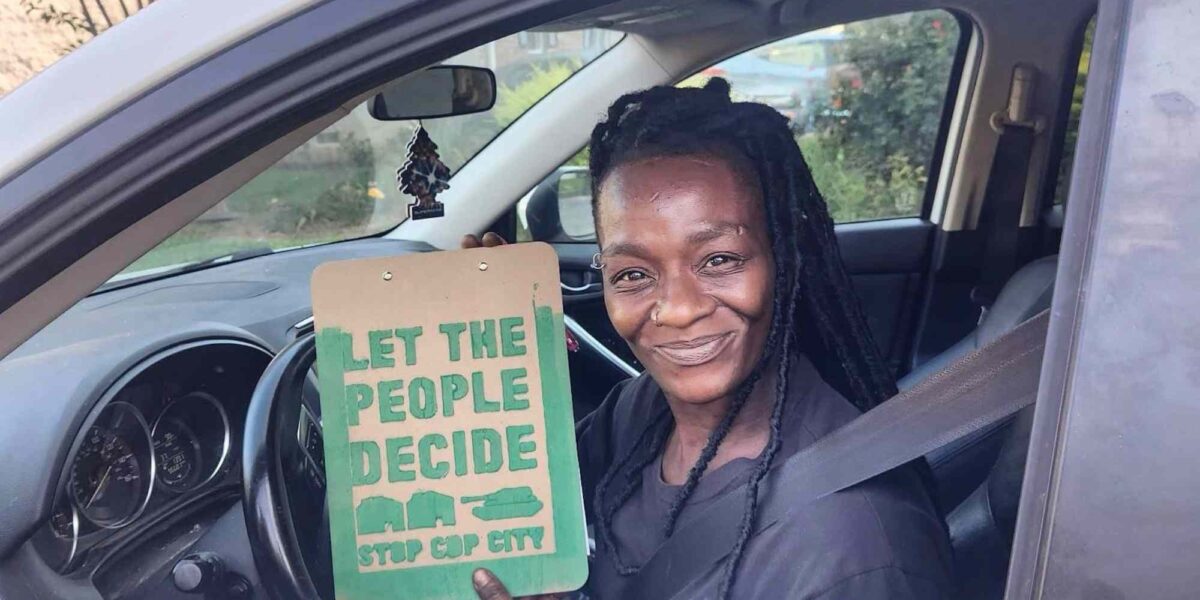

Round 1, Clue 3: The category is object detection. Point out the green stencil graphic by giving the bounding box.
[461,487,544,521]
[407,491,457,529]
[312,245,587,599]
[357,496,406,534]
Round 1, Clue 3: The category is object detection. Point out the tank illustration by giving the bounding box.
[460,486,544,521]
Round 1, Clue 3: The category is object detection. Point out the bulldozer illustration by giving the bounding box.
[460,486,544,521]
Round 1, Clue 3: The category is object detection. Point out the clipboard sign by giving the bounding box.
[311,243,588,600]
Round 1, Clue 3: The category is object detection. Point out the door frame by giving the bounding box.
[1002,0,1200,596]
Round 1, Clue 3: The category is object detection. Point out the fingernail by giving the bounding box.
[472,568,490,589]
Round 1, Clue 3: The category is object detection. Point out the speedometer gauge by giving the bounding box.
[69,402,154,528]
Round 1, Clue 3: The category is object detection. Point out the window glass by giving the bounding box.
[1051,17,1096,206]
[518,11,964,243]
[109,28,621,281]
[682,10,963,223]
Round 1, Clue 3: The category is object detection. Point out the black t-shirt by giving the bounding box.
[576,355,955,599]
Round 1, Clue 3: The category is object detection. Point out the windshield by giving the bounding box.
[107,28,621,283]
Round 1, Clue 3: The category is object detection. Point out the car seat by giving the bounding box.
[899,255,1058,599]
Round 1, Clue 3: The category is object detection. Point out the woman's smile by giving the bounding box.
[652,332,736,367]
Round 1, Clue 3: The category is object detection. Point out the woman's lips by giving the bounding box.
[652,332,735,367]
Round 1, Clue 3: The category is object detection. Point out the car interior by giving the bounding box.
[0,0,1097,598]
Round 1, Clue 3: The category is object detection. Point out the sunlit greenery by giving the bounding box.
[802,11,960,222]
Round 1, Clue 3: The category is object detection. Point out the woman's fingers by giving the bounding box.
[461,233,508,249]
[470,568,567,600]
[481,232,508,247]
[472,568,513,600]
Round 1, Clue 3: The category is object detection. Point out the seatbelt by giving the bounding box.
[616,310,1050,599]
[972,65,1043,308]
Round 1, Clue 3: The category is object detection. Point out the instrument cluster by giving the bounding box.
[63,392,231,532]
[34,341,271,574]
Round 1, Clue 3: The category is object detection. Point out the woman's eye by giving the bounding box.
[702,254,745,270]
[614,270,649,283]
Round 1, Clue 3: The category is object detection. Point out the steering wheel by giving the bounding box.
[243,334,326,600]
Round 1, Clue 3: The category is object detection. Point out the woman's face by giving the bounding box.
[596,154,775,407]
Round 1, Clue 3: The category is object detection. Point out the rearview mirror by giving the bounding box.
[368,66,497,120]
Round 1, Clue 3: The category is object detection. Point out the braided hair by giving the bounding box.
[588,78,898,598]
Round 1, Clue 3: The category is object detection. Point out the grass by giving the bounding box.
[224,165,353,215]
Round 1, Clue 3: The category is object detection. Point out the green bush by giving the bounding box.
[267,181,374,234]
[493,60,581,126]
[804,11,959,222]
[800,134,930,222]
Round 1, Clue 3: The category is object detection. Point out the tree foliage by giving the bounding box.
[804,12,960,222]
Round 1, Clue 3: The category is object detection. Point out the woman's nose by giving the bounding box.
[653,274,715,329]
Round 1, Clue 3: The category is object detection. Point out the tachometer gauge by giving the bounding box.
[152,391,231,493]
[69,402,154,528]
[153,418,202,491]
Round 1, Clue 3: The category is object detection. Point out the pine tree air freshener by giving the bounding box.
[310,243,588,599]
[398,126,452,220]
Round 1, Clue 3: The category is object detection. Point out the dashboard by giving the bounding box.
[0,238,432,599]
[32,342,269,593]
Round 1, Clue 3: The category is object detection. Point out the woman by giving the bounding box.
[467,79,953,599]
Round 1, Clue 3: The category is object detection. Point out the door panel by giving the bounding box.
[838,218,936,374]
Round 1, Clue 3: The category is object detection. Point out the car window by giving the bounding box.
[691,11,964,224]
[518,11,964,243]
[108,28,621,281]
[1050,17,1095,207]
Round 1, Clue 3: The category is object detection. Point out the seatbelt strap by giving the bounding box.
[617,310,1050,599]
[972,65,1042,308]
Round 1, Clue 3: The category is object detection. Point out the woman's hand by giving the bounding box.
[461,232,508,248]
[471,568,566,600]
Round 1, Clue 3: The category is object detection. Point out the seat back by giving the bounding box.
[905,255,1058,509]
[904,254,1057,598]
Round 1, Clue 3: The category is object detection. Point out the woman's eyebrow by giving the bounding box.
[601,242,649,259]
[601,223,747,259]
[687,222,746,245]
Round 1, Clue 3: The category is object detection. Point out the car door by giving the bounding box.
[1005,0,1200,596]
[510,11,972,414]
